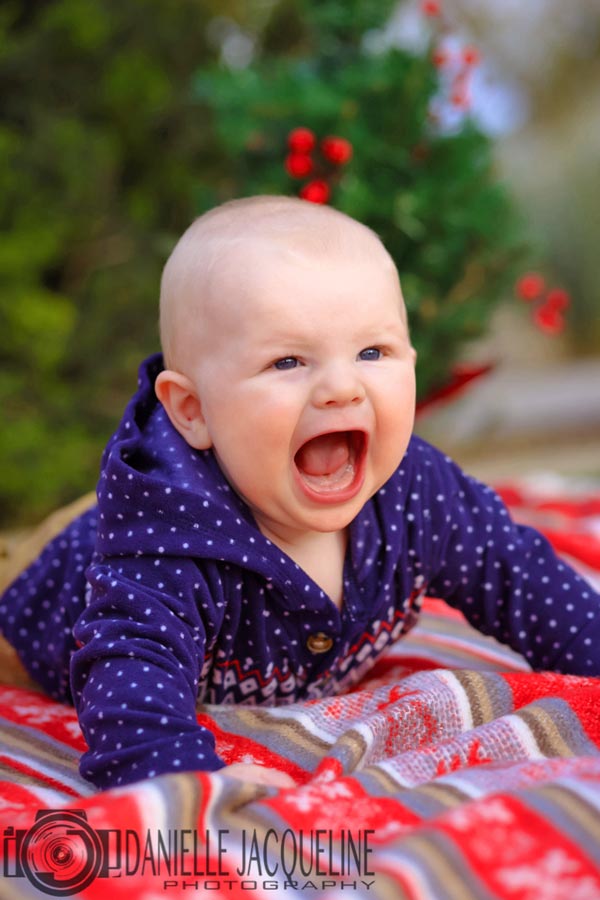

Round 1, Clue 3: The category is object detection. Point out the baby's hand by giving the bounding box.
[223,762,296,788]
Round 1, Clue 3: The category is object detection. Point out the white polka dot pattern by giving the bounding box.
[1,353,598,790]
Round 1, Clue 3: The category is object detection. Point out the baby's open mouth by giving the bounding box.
[294,431,366,496]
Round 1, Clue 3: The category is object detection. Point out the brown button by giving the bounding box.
[306,632,334,654]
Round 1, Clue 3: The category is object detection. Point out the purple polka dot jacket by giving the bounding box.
[1,355,599,788]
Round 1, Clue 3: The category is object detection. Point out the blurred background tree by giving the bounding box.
[0,0,230,524]
[0,0,531,527]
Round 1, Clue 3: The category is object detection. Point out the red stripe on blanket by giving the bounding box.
[496,484,600,519]
[0,695,86,750]
[537,528,600,570]
[0,754,82,797]
[263,768,422,836]
[438,792,600,897]
[503,671,600,745]
[197,712,309,784]
[359,655,440,679]
[0,780,46,815]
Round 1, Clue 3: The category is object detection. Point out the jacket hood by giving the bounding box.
[94,354,277,568]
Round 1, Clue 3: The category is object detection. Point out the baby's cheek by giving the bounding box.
[377,410,414,470]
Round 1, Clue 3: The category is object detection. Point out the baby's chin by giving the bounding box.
[291,485,383,536]
[249,494,358,544]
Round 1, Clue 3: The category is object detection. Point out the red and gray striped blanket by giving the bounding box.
[1,480,599,898]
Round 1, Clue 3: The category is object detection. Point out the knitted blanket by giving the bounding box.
[1,480,599,899]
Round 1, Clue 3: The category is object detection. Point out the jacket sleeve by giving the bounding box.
[421,453,600,674]
[71,555,226,788]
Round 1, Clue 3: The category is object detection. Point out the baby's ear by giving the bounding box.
[154,370,212,450]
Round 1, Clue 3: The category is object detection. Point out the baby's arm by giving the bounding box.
[422,454,600,673]
[73,560,297,790]
[71,557,226,788]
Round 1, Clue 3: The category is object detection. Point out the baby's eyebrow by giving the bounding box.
[356,320,410,341]
[258,318,406,342]
[251,328,313,348]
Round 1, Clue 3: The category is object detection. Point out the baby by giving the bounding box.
[1,196,599,791]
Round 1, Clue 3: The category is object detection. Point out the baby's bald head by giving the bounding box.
[159,195,405,370]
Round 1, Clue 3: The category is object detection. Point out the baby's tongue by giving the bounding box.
[296,433,350,476]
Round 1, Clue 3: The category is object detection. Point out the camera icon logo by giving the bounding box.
[18,809,103,896]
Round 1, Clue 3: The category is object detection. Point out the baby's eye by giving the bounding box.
[273,356,300,370]
[358,347,382,361]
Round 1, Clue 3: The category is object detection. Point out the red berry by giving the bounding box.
[285,152,314,179]
[320,136,353,166]
[545,288,571,311]
[462,45,481,67]
[451,89,470,109]
[287,127,316,154]
[515,272,545,302]
[432,48,449,68]
[534,302,565,335]
[421,0,441,17]
[299,180,330,204]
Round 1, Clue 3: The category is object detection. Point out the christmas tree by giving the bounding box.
[193,0,526,400]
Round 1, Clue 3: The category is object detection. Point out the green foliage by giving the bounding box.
[193,0,526,399]
[1,0,526,527]
[0,0,226,526]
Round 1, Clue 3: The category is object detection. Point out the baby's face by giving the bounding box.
[181,242,416,545]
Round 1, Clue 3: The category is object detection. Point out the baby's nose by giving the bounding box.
[312,364,366,408]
